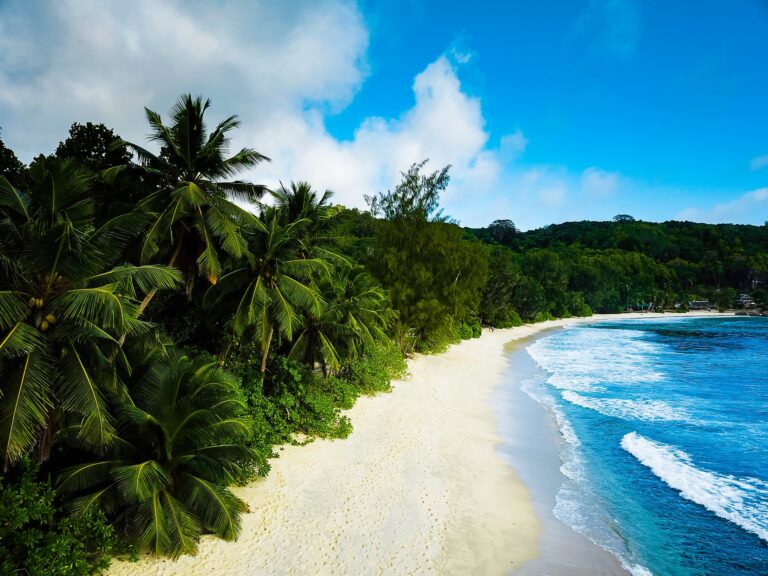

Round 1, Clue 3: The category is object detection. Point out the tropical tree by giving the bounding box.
[0,158,180,468]
[289,267,392,374]
[366,161,488,350]
[0,128,29,189]
[112,94,270,303]
[204,212,326,372]
[54,122,147,225]
[270,181,335,245]
[56,353,253,558]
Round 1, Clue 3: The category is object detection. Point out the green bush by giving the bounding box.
[494,311,523,328]
[533,311,555,323]
[237,354,354,446]
[457,319,482,339]
[341,342,408,396]
[414,322,461,353]
[457,322,473,340]
[1,460,118,576]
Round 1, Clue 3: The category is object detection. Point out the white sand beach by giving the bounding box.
[108,312,728,576]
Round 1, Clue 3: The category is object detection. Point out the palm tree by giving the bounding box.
[0,158,181,468]
[112,94,270,304]
[56,353,254,558]
[269,181,349,266]
[289,268,392,374]
[204,212,326,373]
[271,181,333,233]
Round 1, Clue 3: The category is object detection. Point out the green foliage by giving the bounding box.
[0,129,29,189]
[256,355,352,441]
[341,342,407,396]
[204,209,327,373]
[366,161,489,351]
[289,267,393,374]
[458,319,482,339]
[0,157,181,466]
[0,95,413,568]
[54,122,148,225]
[56,122,132,171]
[118,94,269,294]
[716,287,737,312]
[0,459,117,576]
[57,353,255,559]
[413,321,460,354]
[494,311,523,328]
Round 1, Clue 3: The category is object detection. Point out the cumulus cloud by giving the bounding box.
[499,129,528,162]
[257,53,505,209]
[677,188,768,224]
[0,0,369,160]
[0,0,756,230]
[0,0,508,215]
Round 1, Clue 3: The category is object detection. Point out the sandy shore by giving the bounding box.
[108,312,729,576]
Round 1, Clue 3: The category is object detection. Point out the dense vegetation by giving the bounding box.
[0,98,412,571]
[1,96,765,573]
[468,216,768,318]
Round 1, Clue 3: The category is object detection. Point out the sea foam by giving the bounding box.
[621,432,768,542]
[563,391,693,423]
[527,328,664,393]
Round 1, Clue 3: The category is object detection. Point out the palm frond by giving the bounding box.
[135,492,173,556]
[52,286,135,333]
[0,176,30,219]
[161,491,201,558]
[0,323,45,358]
[59,341,115,450]
[0,292,30,330]
[214,180,269,203]
[58,460,124,494]
[178,473,246,541]
[0,352,53,467]
[89,265,182,295]
[112,460,171,503]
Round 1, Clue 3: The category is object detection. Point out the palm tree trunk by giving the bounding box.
[37,408,55,463]
[260,326,274,373]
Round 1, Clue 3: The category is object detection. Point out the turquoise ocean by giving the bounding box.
[523,316,768,575]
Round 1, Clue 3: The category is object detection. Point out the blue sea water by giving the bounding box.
[523,316,768,576]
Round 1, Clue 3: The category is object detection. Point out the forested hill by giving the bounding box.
[470,219,768,265]
[464,217,768,321]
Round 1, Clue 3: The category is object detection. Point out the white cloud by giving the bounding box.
[256,53,502,209]
[0,1,759,231]
[0,1,503,216]
[499,129,528,162]
[677,188,768,223]
[0,0,369,160]
[750,154,768,171]
[580,167,620,197]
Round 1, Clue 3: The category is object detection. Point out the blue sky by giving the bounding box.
[0,0,766,228]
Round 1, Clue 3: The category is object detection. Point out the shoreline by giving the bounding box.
[107,311,731,576]
[498,331,629,575]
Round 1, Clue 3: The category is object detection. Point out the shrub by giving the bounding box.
[457,322,473,340]
[1,460,118,576]
[533,311,555,323]
[414,322,460,353]
[238,354,354,445]
[494,311,523,328]
[341,342,408,397]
